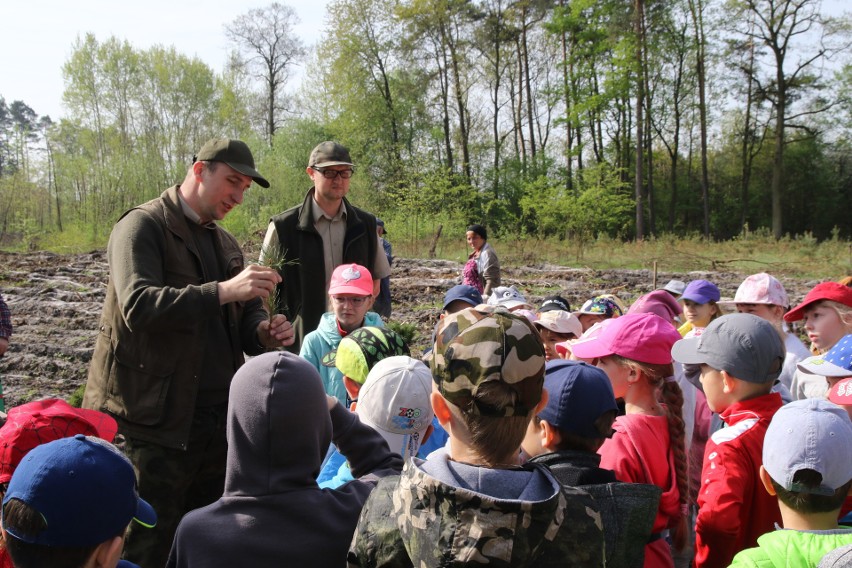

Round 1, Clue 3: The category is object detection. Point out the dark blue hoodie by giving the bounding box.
[166,351,402,568]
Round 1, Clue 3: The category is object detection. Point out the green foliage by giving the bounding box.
[1,0,851,253]
[520,163,634,259]
[67,384,86,408]
[386,320,419,348]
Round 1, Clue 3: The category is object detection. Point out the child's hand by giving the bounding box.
[326,395,338,411]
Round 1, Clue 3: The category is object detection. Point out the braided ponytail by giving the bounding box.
[659,374,689,551]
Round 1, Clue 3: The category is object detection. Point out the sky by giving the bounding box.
[0,0,331,121]
[1,0,848,122]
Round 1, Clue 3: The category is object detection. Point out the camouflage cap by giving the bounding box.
[431,306,546,417]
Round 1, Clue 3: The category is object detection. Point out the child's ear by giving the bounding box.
[540,420,562,452]
[343,376,361,401]
[759,466,777,496]
[91,535,123,568]
[431,391,452,426]
[721,371,736,394]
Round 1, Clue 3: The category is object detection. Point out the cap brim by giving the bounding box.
[569,335,615,360]
[797,356,852,377]
[554,341,573,357]
[134,496,157,529]
[313,160,354,168]
[226,162,270,188]
[503,300,532,310]
[670,337,706,365]
[784,300,812,322]
[358,415,423,460]
[443,297,479,311]
[535,321,581,337]
[680,294,715,304]
[328,285,372,296]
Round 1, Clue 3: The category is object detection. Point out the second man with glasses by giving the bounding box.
[261,141,390,352]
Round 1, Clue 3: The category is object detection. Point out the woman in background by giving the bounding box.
[462,224,500,296]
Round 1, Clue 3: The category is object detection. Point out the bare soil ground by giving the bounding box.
[0,250,820,408]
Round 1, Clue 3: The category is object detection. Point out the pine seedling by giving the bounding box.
[258,244,298,321]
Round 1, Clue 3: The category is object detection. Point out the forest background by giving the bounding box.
[1,0,851,278]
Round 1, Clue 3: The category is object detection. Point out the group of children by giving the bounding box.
[0,270,850,568]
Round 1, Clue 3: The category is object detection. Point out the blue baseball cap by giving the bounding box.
[442,285,483,311]
[539,360,618,439]
[798,334,852,378]
[2,434,156,547]
[680,279,721,304]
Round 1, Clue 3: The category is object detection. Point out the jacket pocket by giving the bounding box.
[102,332,175,426]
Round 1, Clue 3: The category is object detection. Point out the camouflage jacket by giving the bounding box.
[348,457,605,568]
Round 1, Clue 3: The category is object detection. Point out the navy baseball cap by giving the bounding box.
[539,360,618,439]
[442,285,483,311]
[2,435,156,547]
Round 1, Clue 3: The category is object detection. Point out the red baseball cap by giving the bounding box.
[783,282,852,323]
[0,399,118,483]
[570,313,681,365]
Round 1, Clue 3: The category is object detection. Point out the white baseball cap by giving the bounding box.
[357,356,433,460]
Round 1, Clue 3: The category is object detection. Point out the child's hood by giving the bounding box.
[223,351,333,496]
[393,449,604,567]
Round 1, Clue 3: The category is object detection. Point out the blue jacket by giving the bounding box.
[300,312,384,403]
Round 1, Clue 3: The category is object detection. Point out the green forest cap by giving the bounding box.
[431,306,545,417]
[195,138,270,188]
[309,141,354,168]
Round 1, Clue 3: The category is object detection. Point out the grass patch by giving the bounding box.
[394,230,850,279]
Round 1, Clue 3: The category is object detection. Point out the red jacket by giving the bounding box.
[694,392,783,568]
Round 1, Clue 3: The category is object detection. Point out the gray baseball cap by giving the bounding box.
[763,399,852,496]
[671,313,784,383]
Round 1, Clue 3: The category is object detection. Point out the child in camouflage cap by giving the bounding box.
[348,305,605,567]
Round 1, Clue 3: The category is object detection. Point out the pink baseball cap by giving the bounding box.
[328,263,373,296]
[627,290,683,323]
[784,282,852,323]
[720,273,789,307]
[571,312,681,365]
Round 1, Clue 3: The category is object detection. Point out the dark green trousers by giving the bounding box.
[122,403,228,568]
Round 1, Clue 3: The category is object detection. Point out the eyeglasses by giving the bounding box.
[331,296,369,306]
[312,167,354,179]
